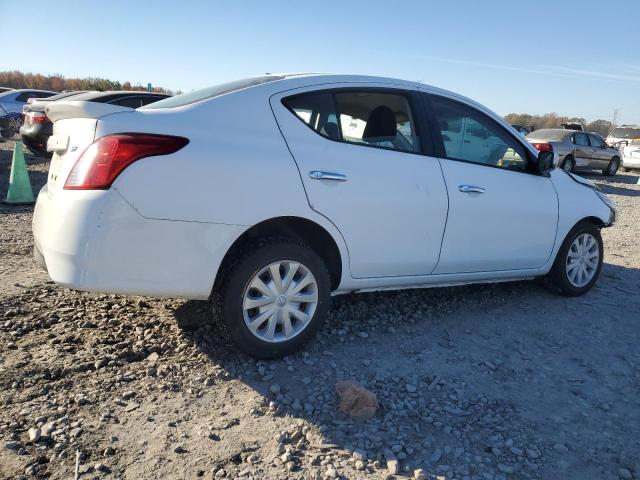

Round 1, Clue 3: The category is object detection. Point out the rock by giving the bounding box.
[122,391,135,400]
[174,445,187,454]
[387,458,399,475]
[270,384,281,394]
[498,463,514,474]
[69,428,82,438]
[147,367,157,377]
[28,428,41,442]
[406,384,417,393]
[204,377,214,386]
[554,443,569,454]
[325,467,338,479]
[147,352,159,363]
[618,468,633,479]
[526,448,539,459]
[214,468,226,477]
[335,381,378,421]
[414,468,426,480]
[355,460,365,470]
[353,449,366,461]
[5,441,19,450]
[431,447,443,462]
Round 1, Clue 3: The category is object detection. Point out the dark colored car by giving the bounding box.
[20,91,170,156]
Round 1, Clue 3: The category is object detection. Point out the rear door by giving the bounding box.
[572,132,591,168]
[424,92,558,273]
[271,85,448,278]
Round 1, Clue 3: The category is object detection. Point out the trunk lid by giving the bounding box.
[44,101,132,194]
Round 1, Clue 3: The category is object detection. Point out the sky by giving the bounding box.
[2,0,639,124]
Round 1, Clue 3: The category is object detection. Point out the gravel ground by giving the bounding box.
[1,137,639,480]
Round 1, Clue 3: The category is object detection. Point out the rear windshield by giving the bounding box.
[526,129,569,141]
[141,75,284,109]
[609,127,640,139]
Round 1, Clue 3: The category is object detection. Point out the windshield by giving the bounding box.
[142,75,285,109]
[609,127,640,139]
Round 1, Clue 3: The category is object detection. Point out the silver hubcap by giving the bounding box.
[242,260,318,343]
[563,160,573,172]
[566,233,599,287]
[608,160,618,174]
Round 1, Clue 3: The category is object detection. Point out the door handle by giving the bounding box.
[459,184,485,193]
[309,171,348,182]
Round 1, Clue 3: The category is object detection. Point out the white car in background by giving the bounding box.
[606,125,640,148]
[32,74,616,358]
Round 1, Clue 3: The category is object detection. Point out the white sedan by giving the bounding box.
[32,74,617,358]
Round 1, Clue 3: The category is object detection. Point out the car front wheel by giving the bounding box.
[212,238,331,358]
[548,221,603,296]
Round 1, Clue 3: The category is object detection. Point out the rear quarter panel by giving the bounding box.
[102,90,315,225]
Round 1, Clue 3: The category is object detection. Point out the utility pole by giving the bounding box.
[612,108,620,127]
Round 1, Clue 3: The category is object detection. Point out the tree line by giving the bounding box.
[504,112,614,137]
[0,70,179,95]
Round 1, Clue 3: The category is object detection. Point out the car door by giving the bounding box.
[588,134,610,168]
[270,85,448,279]
[424,93,558,274]
[572,132,592,168]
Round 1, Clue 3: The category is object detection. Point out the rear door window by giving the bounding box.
[283,90,420,153]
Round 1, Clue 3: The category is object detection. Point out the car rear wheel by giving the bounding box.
[548,221,603,296]
[212,238,331,358]
[561,156,575,173]
[603,157,619,176]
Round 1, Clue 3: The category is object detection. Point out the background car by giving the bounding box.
[0,87,14,93]
[33,74,615,358]
[606,125,640,148]
[561,122,584,131]
[621,140,640,171]
[526,128,621,175]
[20,90,170,156]
[0,88,57,138]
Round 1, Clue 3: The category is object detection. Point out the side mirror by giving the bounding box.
[536,150,554,174]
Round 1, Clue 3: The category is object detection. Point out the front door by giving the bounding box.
[425,93,558,274]
[271,86,448,278]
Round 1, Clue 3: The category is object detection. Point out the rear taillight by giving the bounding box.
[64,133,189,190]
[27,111,49,123]
[531,142,553,152]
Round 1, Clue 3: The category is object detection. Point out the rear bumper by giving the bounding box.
[20,123,52,155]
[32,185,245,299]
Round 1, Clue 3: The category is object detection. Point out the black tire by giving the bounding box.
[212,237,331,359]
[561,156,575,173]
[548,221,603,297]
[603,157,619,176]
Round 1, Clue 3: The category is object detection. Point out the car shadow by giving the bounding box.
[172,261,640,478]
